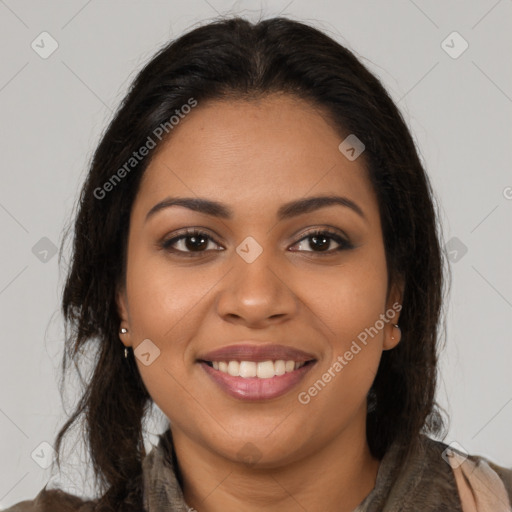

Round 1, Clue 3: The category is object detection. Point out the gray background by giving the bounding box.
[1,0,511,507]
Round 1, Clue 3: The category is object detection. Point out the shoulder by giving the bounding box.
[486,458,512,501]
[3,487,96,512]
[420,434,512,507]
[458,447,512,506]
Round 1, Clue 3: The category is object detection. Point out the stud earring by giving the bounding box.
[391,324,401,340]
[120,327,128,334]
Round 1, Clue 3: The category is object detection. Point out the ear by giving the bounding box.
[383,276,404,351]
[116,284,133,348]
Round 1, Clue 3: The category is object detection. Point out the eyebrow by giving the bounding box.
[145,195,367,223]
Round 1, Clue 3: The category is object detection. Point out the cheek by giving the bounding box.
[304,249,389,353]
[297,249,388,406]
[124,248,223,413]
[125,248,213,341]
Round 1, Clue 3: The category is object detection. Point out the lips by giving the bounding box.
[198,343,316,363]
[197,343,317,401]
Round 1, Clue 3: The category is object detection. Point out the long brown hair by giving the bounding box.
[54,15,450,510]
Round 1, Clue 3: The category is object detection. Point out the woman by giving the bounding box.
[6,15,511,512]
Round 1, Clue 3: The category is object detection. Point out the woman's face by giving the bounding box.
[117,93,402,466]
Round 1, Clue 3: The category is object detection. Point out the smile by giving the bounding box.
[199,359,316,401]
[205,359,311,378]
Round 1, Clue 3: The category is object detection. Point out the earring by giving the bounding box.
[124,347,129,359]
[120,327,128,334]
[391,324,401,340]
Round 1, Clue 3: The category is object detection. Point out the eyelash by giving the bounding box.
[160,228,353,257]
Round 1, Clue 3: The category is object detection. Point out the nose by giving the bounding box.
[215,247,298,328]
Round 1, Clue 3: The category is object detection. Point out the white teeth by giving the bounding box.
[227,361,239,377]
[239,361,257,378]
[209,359,308,378]
[257,360,275,379]
[274,360,286,376]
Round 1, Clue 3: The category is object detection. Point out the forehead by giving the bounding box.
[134,94,379,223]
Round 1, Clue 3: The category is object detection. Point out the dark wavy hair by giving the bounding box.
[52,15,450,511]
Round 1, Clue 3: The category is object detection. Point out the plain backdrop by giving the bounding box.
[1,0,511,507]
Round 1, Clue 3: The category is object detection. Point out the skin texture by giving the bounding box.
[117,93,403,512]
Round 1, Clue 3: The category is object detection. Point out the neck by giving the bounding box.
[171,408,381,512]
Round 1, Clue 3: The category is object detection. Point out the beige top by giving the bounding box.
[5,429,512,511]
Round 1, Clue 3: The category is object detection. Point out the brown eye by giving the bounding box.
[161,230,221,255]
[291,229,352,254]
